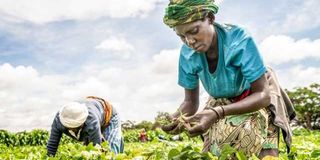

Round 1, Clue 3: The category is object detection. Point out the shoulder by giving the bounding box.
[179,44,203,71]
[84,108,100,128]
[180,44,196,59]
[216,23,249,36]
[215,23,252,46]
[52,112,66,131]
[179,44,203,64]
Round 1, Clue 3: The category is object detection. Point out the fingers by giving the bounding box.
[181,115,204,137]
[183,112,215,137]
[187,123,206,137]
[182,114,199,124]
[161,118,188,135]
[161,121,178,132]
[162,113,210,136]
[169,122,185,134]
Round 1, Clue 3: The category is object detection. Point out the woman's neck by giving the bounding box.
[206,30,218,60]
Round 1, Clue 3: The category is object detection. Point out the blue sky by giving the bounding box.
[0,0,319,131]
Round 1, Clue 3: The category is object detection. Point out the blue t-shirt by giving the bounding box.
[178,23,266,98]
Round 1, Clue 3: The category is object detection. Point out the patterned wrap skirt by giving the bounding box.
[202,96,279,157]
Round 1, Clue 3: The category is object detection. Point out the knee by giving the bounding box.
[259,148,278,159]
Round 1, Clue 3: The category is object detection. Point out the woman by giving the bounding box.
[46,96,124,156]
[161,0,294,158]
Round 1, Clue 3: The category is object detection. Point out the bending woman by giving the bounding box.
[46,96,124,156]
[161,0,294,158]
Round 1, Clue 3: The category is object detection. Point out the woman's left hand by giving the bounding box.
[183,109,219,137]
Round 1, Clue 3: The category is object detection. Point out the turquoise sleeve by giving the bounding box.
[178,53,199,89]
[230,29,266,83]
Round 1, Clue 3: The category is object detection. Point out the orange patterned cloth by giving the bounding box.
[86,96,113,126]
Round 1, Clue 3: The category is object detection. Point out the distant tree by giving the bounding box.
[152,112,171,130]
[121,120,136,130]
[287,83,320,129]
[135,120,153,130]
[154,111,170,123]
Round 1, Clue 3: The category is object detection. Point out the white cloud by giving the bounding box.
[276,65,320,90]
[1,47,319,132]
[1,0,319,132]
[278,0,320,33]
[259,35,320,64]
[0,63,38,90]
[215,0,224,5]
[61,77,108,99]
[0,63,66,131]
[95,36,135,58]
[151,49,179,74]
[0,48,184,131]
[0,0,160,24]
[215,0,319,39]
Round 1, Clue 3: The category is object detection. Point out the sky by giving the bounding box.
[0,0,319,132]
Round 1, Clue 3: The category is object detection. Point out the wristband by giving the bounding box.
[219,106,225,119]
[204,106,220,123]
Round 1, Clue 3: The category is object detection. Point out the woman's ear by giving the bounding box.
[207,12,215,24]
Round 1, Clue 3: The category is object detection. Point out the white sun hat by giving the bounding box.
[59,102,89,128]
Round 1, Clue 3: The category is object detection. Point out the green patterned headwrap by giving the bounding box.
[163,0,219,28]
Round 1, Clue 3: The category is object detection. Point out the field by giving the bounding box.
[0,128,319,160]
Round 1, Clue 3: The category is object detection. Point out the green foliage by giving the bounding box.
[155,111,171,125]
[122,114,169,130]
[287,83,320,129]
[146,128,171,141]
[123,129,139,142]
[123,128,195,142]
[0,129,75,146]
[167,144,216,160]
[135,120,154,130]
[219,144,237,160]
[278,128,320,160]
[0,128,319,159]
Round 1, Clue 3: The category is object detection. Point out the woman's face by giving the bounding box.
[174,17,215,53]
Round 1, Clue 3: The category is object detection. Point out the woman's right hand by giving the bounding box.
[162,87,200,134]
[161,112,186,134]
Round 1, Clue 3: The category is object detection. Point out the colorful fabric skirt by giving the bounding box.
[202,97,279,157]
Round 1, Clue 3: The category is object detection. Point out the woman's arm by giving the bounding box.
[47,114,63,156]
[172,86,200,118]
[185,73,270,136]
[162,86,199,133]
[219,73,271,116]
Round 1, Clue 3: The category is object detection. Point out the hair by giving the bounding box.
[204,12,215,24]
